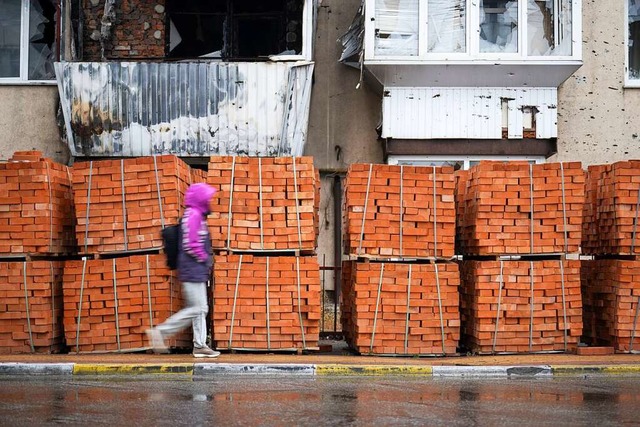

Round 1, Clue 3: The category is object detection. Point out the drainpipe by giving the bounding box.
[333,174,342,333]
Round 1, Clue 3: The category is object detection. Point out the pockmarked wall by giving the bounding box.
[0,86,68,164]
[556,0,640,166]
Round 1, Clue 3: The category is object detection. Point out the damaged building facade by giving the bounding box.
[1,1,640,299]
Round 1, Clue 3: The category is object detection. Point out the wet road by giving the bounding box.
[1,376,639,426]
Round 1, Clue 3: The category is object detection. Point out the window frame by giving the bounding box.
[0,0,58,85]
[365,0,580,63]
[387,155,545,170]
[626,0,640,87]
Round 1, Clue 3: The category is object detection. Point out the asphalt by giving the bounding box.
[2,342,640,377]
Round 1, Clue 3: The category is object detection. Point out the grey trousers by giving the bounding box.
[156,281,209,349]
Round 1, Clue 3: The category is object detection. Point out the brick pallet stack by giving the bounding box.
[457,161,585,354]
[581,161,640,352]
[341,164,460,356]
[0,151,74,354]
[208,156,321,352]
[62,155,203,353]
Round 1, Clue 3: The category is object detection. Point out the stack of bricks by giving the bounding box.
[207,156,319,252]
[72,155,201,254]
[0,261,65,354]
[212,255,320,351]
[64,155,204,353]
[342,262,460,355]
[62,254,190,353]
[342,164,460,356]
[343,163,456,259]
[457,161,585,256]
[459,260,582,354]
[0,151,75,354]
[581,161,640,352]
[457,161,585,354]
[208,156,321,352]
[0,151,76,256]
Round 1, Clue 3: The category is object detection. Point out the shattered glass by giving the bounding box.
[629,0,640,79]
[479,0,518,53]
[0,0,21,78]
[428,0,466,53]
[527,0,572,56]
[28,0,56,80]
[374,0,419,56]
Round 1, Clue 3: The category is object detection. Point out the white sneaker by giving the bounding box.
[146,329,169,354]
[193,346,221,358]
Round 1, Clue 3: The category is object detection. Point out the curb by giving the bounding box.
[2,363,640,377]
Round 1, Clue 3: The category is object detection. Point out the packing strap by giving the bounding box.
[266,258,271,350]
[153,155,166,230]
[146,255,154,329]
[399,166,404,258]
[559,260,568,352]
[370,263,385,354]
[403,264,412,354]
[22,262,35,353]
[120,159,129,251]
[529,164,535,254]
[293,157,303,250]
[295,256,307,349]
[84,162,93,254]
[529,261,535,352]
[228,254,244,349]
[45,161,54,253]
[112,259,121,351]
[632,186,640,253]
[226,157,237,250]
[435,264,446,355]
[75,258,88,353]
[259,158,265,250]
[492,261,505,354]
[358,164,373,257]
[432,167,438,259]
[560,163,569,253]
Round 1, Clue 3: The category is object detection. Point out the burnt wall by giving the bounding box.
[82,0,166,60]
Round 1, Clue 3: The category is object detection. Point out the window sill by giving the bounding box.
[624,82,640,89]
[0,80,57,86]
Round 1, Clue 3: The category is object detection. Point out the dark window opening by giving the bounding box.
[167,0,304,60]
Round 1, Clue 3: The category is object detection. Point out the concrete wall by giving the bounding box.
[306,0,383,172]
[555,0,640,166]
[0,86,69,164]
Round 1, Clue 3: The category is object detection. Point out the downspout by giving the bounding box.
[333,174,342,334]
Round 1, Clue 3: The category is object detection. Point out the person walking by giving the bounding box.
[146,182,220,358]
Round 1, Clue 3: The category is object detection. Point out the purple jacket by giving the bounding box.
[178,183,216,283]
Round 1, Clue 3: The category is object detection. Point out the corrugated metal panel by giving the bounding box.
[55,61,315,158]
[381,87,558,139]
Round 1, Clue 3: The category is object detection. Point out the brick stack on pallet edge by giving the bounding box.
[207,156,321,353]
[0,151,74,354]
[581,161,640,353]
[456,161,585,355]
[342,163,460,356]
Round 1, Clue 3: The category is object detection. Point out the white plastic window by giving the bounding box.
[374,0,420,56]
[0,0,56,83]
[428,0,466,53]
[629,0,640,82]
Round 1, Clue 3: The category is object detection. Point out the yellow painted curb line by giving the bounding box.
[551,365,640,376]
[73,364,194,375]
[316,365,433,376]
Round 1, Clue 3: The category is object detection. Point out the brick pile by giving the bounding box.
[582,161,640,256]
[207,156,319,252]
[459,260,582,354]
[343,164,456,259]
[0,261,65,354]
[62,254,190,353]
[582,260,640,352]
[341,261,460,356]
[0,151,76,256]
[580,161,640,353]
[72,155,201,255]
[457,161,585,256]
[212,254,320,351]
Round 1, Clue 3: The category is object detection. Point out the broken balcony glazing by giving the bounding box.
[28,0,56,80]
[479,0,518,53]
[527,0,572,56]
[428,0,466,53]
[374,0,419,56]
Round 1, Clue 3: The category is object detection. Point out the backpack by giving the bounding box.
[161,220,182,270]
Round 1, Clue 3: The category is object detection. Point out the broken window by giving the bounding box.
[374,0,419,56]
[629,0,640,80]
[428,0,466,53]
[527,0,572,56]
[0,0,56,81]
[479,0,518,53]
[167,0,304,60]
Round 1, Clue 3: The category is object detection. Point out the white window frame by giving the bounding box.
[365,0,581,63]
[626,0,640,87]
[0,0,56,85]
[259,0,316,62]
[387,155,545,170]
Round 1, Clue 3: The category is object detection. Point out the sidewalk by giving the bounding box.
[2,344,640,377]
